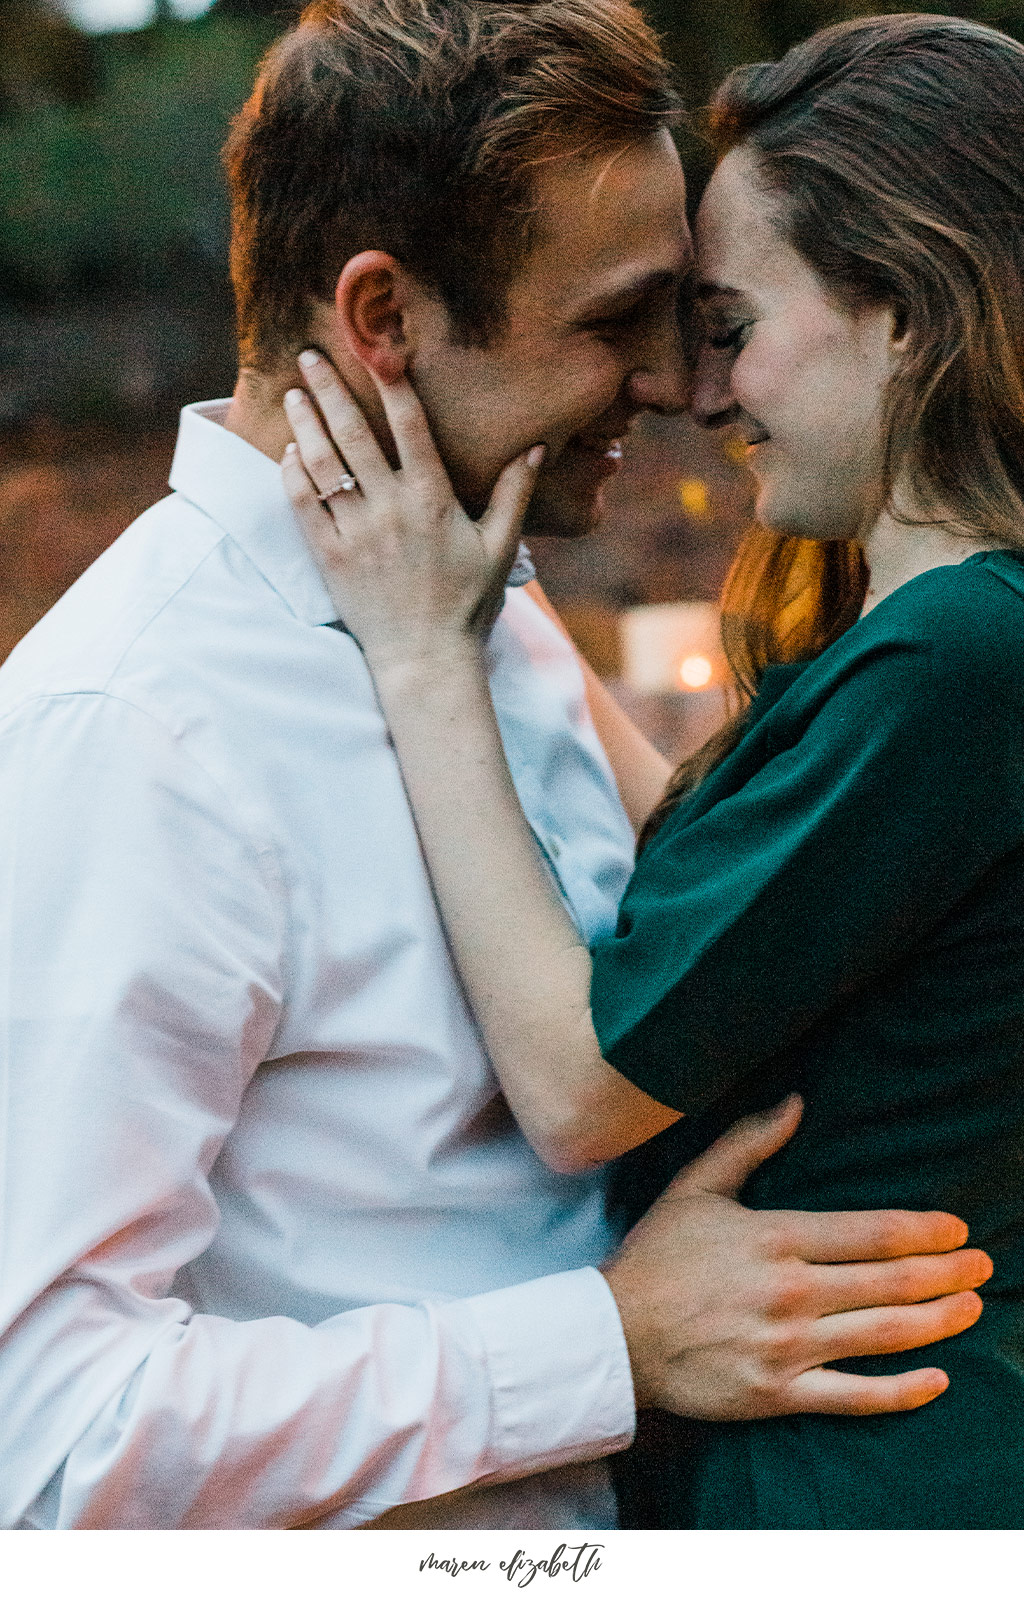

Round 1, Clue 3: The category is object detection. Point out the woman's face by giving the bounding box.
[692,145,903,542]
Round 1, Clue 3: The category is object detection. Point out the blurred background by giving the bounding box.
[3,0,1023,757]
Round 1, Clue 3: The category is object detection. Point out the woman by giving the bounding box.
[282,15,1024,1528]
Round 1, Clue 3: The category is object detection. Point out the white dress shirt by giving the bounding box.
[0,402,638,1530]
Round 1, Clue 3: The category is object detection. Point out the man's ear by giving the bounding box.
[334,251,410,383]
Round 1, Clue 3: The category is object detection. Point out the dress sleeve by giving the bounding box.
[0,692,633,1530]
[591,633,1024,1115]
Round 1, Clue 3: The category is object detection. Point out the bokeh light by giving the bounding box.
[678,478,710,518]
[679,654,714,690]
[59,0,214,32]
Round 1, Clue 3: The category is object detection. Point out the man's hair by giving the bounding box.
[223,0,681,369]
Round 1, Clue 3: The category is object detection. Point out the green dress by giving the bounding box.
[592,548,1024,1529]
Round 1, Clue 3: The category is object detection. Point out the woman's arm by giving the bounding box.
[523,581,673,836]
[282,358,680,1173]
[361,644,681,1172]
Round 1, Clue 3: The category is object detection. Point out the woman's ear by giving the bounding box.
[890,301,911,350]
[334,252,410,383]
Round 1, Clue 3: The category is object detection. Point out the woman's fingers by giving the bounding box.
[293,352,392,489]
[285,351,548,638]
[366,367,449,481]
[290,351,544,569]
[284,387,361,501]
[478,445,546,566]
[785,1364,950,1416]
[282,442,346,559]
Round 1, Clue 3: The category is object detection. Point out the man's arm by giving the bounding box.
[0,693,990,1529]
[0,690,634,1528]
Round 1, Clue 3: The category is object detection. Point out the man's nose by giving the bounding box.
[627,319,691,416]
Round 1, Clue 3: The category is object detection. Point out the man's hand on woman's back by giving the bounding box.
[601,1095,992,1420]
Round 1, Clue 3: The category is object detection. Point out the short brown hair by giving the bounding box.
[224,0,680,369]
[642,14,1024,846]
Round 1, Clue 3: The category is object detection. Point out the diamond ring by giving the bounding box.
[318,473,359,501]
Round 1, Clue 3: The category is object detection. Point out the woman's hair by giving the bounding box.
[640,12,1024,851]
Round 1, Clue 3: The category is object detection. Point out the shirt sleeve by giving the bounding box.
[591,633,1024,1115]
[0,691,633,1530]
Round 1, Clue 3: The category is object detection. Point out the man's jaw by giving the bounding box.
[456,418,632,540]
[520,421,634,538]
[522,457,610,540]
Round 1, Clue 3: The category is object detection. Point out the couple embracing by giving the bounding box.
[1,0,1022,1530]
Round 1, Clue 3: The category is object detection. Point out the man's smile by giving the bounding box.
[562,428,630,478]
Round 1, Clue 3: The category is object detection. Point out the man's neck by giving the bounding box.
[223,368,294,463]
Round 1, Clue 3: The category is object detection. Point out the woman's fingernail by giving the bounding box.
[527,444,546,468]
[284,388,305,406]
[284,441,297,456]
[298,350,320,369]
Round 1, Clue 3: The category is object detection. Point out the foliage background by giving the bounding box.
[2,0,1022,697]
[4,0,1024,425]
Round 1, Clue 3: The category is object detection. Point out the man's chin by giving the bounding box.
[521,475,604,541]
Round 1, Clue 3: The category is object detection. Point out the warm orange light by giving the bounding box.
[619,601,725,694]
[723,435,749,465]
[679,654,714,689]
[678,478,709,518]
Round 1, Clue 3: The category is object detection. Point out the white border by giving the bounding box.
[1,1529,1020,1599]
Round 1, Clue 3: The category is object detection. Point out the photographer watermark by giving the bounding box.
[418,1541,604,1585]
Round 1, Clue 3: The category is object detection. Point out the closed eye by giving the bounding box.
[584,301,657,339]
[577,274,683,341]
[706,323,751,352]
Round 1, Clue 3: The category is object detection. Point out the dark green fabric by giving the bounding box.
[594,549,1024,1529]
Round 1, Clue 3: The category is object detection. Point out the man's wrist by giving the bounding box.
[599,1260,657,1412]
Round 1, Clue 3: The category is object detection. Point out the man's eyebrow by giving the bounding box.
[569,267,684,322]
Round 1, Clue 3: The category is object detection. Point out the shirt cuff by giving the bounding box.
[455,1266,636,1482]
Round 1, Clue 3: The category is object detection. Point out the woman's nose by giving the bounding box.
[690,345,740,429]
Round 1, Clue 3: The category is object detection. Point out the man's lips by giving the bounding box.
[575,434,625,455]
[567,435,626,472]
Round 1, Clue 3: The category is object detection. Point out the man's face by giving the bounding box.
[407,131,692,538]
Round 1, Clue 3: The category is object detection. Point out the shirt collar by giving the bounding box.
[169,399,339,626]
[168,398,536,626]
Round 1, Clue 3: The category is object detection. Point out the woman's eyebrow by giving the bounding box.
[694,281,746,303]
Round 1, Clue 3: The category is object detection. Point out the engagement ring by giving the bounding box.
[318,474,359,501]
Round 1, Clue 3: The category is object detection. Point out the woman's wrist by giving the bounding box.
[366,636,488,702]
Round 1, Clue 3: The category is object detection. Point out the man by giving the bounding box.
[0,0,987,1530]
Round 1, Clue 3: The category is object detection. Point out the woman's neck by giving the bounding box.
[859,504,1008,617]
